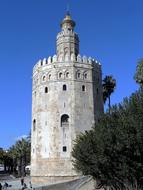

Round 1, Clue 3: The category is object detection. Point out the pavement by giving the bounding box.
[0,175,33,190]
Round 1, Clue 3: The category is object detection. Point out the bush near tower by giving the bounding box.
[72,60,143,190]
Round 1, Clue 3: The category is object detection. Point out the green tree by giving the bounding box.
[9,137,31,177]
[72,88,143,190]
[102,75,116,114]
[0,148,4,164]
[134,59,143,87]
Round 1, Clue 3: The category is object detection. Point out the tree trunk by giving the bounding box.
[17,158,22,177]
[21,156,26,177]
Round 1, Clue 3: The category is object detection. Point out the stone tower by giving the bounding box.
[31,12,103,185]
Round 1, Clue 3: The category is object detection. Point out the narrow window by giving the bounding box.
[48,74,51,80]
[45,87,48,93]
[43,76,46,81]
[84,73,87,79]
[66,72,69,78]
[77,73,80,78]
[82,85,85,92]
[63,84,67,91]
[33,119,36,131]
[59,72,62,78]
[63,146,67,152]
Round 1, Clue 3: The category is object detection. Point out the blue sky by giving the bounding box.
[0,0,143,149]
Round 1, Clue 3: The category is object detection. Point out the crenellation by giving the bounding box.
[82,56,88,63]
[43,58,47,65]
[53,55,57,62]
[48,56,52,64]
[33,55,102,75]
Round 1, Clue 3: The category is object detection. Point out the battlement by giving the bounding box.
[33,54,101,73]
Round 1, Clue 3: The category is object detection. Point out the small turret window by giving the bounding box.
[66,72,69,78]
[82,85,85,92]
[84,73,87,79]
[45,87,48,93]
[77,73,81,78]
[43,76,46,81]
[33,119,36,131]
[63,84,67,91]
[59,72,62,78]
[48,74,51,80]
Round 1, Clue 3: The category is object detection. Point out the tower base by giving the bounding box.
[31,175,80,186]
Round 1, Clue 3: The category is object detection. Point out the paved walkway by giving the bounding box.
[0,175,33,190]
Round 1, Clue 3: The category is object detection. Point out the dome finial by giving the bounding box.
[60,3,76,30]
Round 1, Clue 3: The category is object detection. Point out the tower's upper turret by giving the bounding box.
[56,12,79,61]
[60,12,76,31]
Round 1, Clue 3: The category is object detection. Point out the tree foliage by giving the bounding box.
[72,88,143,190]
[102,75,116,113]
[0,135,31,176]
[134,58,143,87]
[9,137,31,176]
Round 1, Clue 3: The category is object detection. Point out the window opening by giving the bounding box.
[45,87,48,93]
[43,76,46,81]
[84,73,87,79]
[77,73,80,78]
[33,119,36,131]
[63,84,67,91]
[63,146,67,152]
[48,74,51,80]
[59,72,62,78]
[66,72,69,78]
[61,114,69,126]
[82,85,85,92]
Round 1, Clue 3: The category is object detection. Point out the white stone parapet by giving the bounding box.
[33,55,101,73]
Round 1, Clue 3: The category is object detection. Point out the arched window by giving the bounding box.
[82,85,85,92]
[33,119,36,131]
[63,84,67,91]
[77,73,81,78]
[48,74,51,80]
[43,76,46,81]
[45,87,48,93]
[59,72,62,78]
[84,73,87,79]
[66,72,69,78]
[61,114,69,127]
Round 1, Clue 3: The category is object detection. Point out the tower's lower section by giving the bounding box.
[31,158,80,185]
[31,175,80,185]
